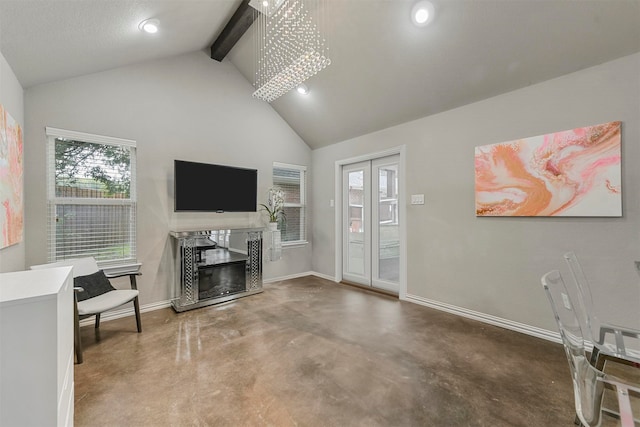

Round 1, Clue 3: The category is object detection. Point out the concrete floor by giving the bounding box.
[74,276,578,426]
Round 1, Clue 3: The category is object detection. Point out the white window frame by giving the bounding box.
[273,162,307,247]
[45,127,137,269]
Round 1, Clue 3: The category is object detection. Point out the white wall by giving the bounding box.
[24,51,312,305]
[0,50,25,273]
[311,53,640,332]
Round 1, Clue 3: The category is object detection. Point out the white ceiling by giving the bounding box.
[0,0,239,86]
[1,1,639,149]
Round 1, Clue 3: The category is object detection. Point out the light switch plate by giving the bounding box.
[411,194,425,205]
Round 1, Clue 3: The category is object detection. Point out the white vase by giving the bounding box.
[268,222,278,231]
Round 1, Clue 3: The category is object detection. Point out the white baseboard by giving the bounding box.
[264,271,337,283]
[263,271,317,283]
[404,293,563,345]
[309,271,337,282]
[267,274,566,347]
[86,271,329,326]
[79,299,173,327]
[83,275,570,351]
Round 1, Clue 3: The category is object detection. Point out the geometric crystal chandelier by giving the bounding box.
[248,0,331,102]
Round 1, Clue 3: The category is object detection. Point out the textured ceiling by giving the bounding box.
[1,0,639,149]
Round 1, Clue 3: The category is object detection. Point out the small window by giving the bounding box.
[273,163,307,245]
[46,127,137,266]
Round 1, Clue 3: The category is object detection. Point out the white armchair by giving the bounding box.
[31,257,141,364]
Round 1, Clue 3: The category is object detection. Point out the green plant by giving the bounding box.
[260,187,286,223]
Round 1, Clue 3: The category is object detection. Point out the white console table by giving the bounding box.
[0,267,74,427]
[170,228,263,312]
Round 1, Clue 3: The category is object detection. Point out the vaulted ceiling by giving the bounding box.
[1,0,639,149]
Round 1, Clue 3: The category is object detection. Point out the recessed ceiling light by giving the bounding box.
[411,1,435,27]
[139,19,159,34]
[262,1,269,7]
[296,83,309,95]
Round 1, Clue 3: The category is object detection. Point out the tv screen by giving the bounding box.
[174,160,257,212]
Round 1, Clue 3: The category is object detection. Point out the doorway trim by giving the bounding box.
[334,145,407,299]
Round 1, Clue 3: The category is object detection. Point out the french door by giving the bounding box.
[342,155,400,294]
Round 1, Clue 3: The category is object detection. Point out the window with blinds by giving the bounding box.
[273,163,306,244]
[46,127,136,266]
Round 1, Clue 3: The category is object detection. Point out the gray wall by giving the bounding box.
[311,53,640,332]
[24,51,312,305]
[0,50,25,273]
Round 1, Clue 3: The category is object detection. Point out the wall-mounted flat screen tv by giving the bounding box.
[174,160,257,212]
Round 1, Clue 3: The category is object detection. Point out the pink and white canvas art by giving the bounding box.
[0,104,24,248]
[475,121,621,217]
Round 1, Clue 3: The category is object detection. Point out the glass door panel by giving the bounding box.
[342,155,401,293]
[372,156,400,293]
[342,162,370,285]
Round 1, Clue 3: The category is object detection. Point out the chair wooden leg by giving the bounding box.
[133,297,142,333]
[95,313,101,329]
[129,274,138,290]
[74,303,83,364]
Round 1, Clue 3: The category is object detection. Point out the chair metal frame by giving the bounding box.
[541,270,640,427]
[563,251,640,369]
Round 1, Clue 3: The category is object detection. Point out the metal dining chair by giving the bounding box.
[541,270,640,426]
[563,251,640,369]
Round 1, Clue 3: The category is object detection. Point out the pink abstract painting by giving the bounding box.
[0,104,24,248]
[475,121,621,217]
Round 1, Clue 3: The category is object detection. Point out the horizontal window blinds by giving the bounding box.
[273,165,306,243]
[46,130,136,266]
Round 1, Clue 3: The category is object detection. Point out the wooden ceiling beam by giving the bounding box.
[210,0,258,62]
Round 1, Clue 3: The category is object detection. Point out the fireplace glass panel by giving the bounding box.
[198,261,246,300]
